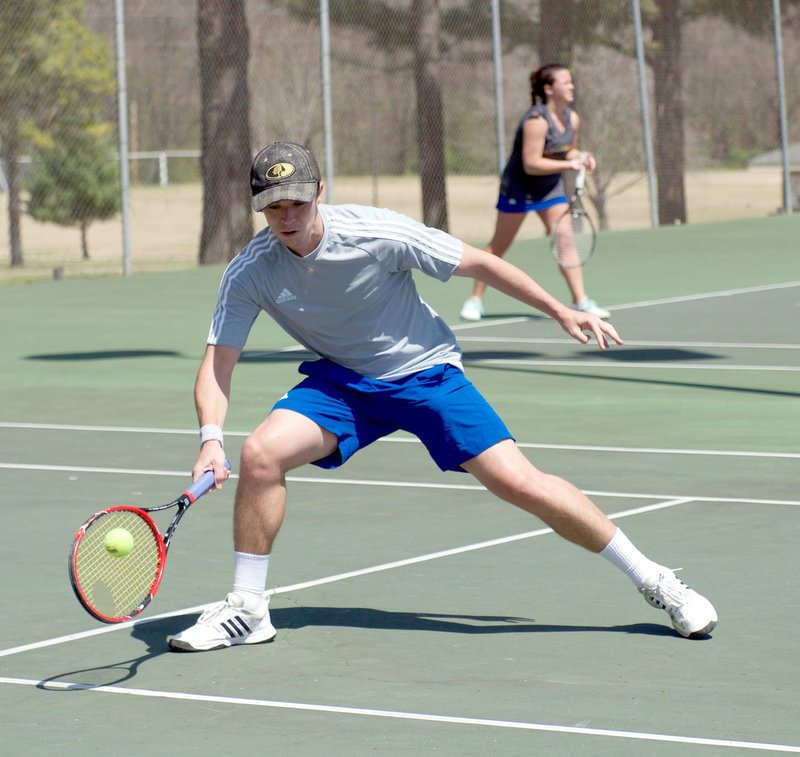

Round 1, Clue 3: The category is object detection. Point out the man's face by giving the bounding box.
[262,183,324,256]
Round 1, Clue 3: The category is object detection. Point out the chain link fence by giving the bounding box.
[1,0,798,281]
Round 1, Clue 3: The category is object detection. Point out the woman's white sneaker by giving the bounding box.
[572,297,610,319]
[460,296,484,321]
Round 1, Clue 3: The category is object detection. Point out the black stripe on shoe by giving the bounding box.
[221,616,252,639]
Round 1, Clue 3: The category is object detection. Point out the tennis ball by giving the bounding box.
[104,527,134,557]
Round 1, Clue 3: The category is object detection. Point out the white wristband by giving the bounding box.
[199,424,224,448]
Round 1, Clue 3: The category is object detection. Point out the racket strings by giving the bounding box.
[552,206,594,268]
[73,510,161,619]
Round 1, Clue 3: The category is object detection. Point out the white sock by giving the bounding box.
[233,551,270,609]
[600,528,663,588]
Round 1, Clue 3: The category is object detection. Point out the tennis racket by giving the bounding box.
[68,464,229,624]
[550,159,597,268]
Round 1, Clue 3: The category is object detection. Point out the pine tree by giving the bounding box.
[27,125,119,259]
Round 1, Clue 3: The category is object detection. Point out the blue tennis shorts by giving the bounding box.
[272,359,513,472]
[497,180,567,214]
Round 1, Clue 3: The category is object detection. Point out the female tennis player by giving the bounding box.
[460,63,609,322]
[167,141,716,652]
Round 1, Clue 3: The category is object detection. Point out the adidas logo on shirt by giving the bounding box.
[276,288,296,304]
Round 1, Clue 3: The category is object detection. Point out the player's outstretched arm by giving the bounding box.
[453,244,623,350]
[193,343,241,486]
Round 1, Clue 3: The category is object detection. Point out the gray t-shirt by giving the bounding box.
[208,203,464,380]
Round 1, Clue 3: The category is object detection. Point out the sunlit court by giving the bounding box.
[2,212,799,753]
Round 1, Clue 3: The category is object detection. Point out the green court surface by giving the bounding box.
[1,214,799,755]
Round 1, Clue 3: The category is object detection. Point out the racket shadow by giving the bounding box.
[36,616,191,691]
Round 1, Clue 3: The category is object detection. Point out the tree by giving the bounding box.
[649,0,687,224]
[636,0,800,224]
[0,0,115,267]
[412,0,448,231]
[196,0,253,265]
[290,0,451,229]
[27,125,119,259]
[0,1,60,267]
[538,0,576,65]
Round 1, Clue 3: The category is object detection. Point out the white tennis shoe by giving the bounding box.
[639,570,718,638]
[168,592,276,652]
[459,296,484,322]
[572,297,610,319]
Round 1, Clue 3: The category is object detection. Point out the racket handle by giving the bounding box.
[575,153,587,191]
[184,461,231,502]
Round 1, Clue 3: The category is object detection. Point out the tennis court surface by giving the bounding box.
[2,214,799,755]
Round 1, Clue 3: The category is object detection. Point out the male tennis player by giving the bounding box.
[168,141,717,651]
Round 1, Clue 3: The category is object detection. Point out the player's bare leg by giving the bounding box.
[234,409,339,554]
[462,438,614,551]
[462,439,717,637]
[539,205,588,304]
[461,212,526,319]
[168,410,338,652]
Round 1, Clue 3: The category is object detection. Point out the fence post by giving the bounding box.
[490,0,505,175]
[320,0,334,202]
[632,0,659,228]
[772,0,793,214]
[158,152,169,186]
[114,0,132,275]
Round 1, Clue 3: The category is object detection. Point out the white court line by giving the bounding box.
[0,421,198,436]
[452,315,533,331]
[1,462,799,505]
[268,499,696,594]
[449,280,800,325]
[457,336,800,350]
[515,442,800,460]
[2,421,797,460]
[464,358,800,372]
[2,678,798,753]
[606,280,800,312]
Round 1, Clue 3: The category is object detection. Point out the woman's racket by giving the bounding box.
[68,464,229,624]
[550,161,597,268]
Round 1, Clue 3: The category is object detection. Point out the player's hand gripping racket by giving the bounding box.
[68,463,230,623]
[550,157,597,268]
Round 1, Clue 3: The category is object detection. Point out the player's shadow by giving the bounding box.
[464,312,549,322]
[269,606,683,638]
[461,350,545,360]
[575,347,720,362]
[124,607,679,642]
[472,358,800,399]
[270,607,675,636]
[460,346,720,363]
[238,348,317,363]
[26,349,182,361]
[35,606,701,689]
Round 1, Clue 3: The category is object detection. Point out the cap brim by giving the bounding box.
[251,182,318,212]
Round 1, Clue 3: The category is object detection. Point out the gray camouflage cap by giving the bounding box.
[250,142,321,212]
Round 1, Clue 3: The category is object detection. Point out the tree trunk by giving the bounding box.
[652,0,687,225]
[81,220,89,259]
[538,0,576,67]
[197,0,253,264]
[412,0,448,232]
[6,131,23,267]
